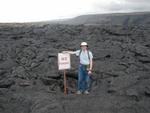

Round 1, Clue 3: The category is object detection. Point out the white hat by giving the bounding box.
[80,42,88,46]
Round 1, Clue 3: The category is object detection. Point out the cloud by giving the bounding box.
[125,0,150,3]
[123,0,150,11]
[93,0,150,13]
[0,0,150,22]
[0,0,99,22]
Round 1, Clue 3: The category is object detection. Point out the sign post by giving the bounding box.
[58,53,71,95]
[64,70,67,94]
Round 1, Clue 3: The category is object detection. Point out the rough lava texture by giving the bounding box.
[0,13,150,113]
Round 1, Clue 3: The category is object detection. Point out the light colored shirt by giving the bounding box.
[75,49,93,65]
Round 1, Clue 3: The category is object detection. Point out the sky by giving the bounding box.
[0,0,150,22]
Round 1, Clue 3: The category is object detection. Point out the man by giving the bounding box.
[63,42,93,94]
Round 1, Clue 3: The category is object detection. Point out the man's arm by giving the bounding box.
[62,51,76,55]
[89,59,93,71]
[88,59,93,75]
[88,51,93,74]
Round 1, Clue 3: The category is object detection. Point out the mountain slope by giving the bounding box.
[59,12,150,25]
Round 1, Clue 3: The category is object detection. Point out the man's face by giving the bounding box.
[81,45,87,50]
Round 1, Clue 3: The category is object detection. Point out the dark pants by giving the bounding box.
[77,64,91,92]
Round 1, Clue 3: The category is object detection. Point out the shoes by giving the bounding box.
[76,90,90,95]
[76,90,82,95]
[84,90,89,95]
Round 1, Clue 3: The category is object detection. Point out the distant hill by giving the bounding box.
[57,12,150,25]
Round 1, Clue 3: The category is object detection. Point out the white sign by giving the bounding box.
[58,53,71,70]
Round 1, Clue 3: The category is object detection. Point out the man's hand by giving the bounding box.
[88,70,92,75]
